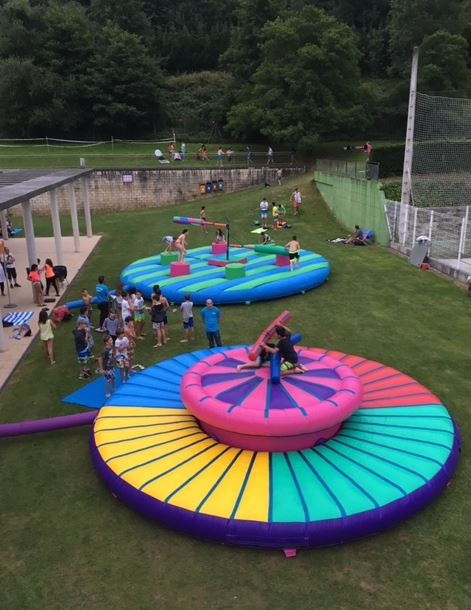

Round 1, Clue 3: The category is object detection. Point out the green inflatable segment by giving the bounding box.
[225,262,329,292]
[286,451,343,521]
[270,454,307,523]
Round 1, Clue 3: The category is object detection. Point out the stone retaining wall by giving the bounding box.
[12,166,304,216]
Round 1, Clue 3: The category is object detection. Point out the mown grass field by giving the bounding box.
[0,174,469,610]
[0,141,383,170]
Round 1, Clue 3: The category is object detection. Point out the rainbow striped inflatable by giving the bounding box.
[90,346,459,550]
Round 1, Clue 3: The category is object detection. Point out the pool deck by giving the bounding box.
[0,235,101,391]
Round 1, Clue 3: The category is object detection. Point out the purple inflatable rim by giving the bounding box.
[89,422,460,549]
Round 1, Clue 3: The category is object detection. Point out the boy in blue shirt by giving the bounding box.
[95,275,110,329]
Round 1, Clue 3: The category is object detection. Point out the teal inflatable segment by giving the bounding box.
[270,453,307,523]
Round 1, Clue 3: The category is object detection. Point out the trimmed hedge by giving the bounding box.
[370,144,404,177]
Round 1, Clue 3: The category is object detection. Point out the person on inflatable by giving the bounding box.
[162,235,175,254]
[261,325,306,376]
[175,229,188,263]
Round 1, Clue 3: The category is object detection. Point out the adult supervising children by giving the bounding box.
[95,275,110,330]
[285,235,301,271]
[201,298,222,348]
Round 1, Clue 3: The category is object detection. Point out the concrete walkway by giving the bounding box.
[0,235,101,390]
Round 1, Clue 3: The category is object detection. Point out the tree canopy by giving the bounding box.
[0,0,470,141]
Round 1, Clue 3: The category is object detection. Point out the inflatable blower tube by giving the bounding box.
[0,411,96,438]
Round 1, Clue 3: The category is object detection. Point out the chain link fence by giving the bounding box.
[384,200,471,278]
[316,159,379,180]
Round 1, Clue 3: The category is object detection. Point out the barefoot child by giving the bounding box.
[99,335,115,398]
[174,229,188,263]
[114,328,130,383]
[38,308,56,366]
[73,321,92,379]
[180,294,194,342]
[199,206,208,233]
[151,292,167,347]
[133,290,145,339]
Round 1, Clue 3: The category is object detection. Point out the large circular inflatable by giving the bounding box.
[119,246,329,305]
[90,345,459,550]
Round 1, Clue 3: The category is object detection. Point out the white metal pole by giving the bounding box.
[411,207,418,246]
[457,218,465,271]
[401,47,419,206]
[49,189,64,266]
[22,200,37,266]
[69,183,80,252]
[81,177,93,238]
[461,205,469,255]
[399,47,419,244]
[401,203,410,246]
[0,210,9,240]
[392,202,398,242]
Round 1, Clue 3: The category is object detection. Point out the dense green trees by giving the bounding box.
[226,6,365,144]
[0,0,470,141]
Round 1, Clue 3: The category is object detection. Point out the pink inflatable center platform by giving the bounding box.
[181,348,363,451]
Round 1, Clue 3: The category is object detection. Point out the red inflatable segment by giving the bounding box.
[248,310,291,361]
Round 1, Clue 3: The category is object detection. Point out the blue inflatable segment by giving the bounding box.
[119,247,329,305]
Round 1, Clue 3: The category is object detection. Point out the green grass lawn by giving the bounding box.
[0,140,393,170]
[1,174,470,610]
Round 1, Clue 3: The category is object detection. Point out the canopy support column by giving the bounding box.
[49,189,64,266]
[69,183,80,252]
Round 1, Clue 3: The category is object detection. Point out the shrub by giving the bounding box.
[370,143,404,177]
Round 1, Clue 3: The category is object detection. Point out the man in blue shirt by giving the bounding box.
[200,298,222,348]
[95,275,110,330]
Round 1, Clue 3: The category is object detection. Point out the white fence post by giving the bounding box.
[457,218,465,271]
[461,205,469,255]
[411,207,418,246]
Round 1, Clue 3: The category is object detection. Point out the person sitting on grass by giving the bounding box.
[261,326,306,376]
[99,335,115,399]
[73,321,92,380]
[345,225,363,245]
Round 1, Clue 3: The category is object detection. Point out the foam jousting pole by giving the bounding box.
[248,310,291,361]
[173,216,227,229]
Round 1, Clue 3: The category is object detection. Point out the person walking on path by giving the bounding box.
[245,146,252,166]
[201,298,222,348]
[0,260,5,296]
[276,168,282,186]
[4,247,21,288]
[44,258,60,297]
[95,275,110,330]
[290,187,302,216]
[267,146,274,165]
[38,308,56,365]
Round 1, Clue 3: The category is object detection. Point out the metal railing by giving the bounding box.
[316,158,379,180]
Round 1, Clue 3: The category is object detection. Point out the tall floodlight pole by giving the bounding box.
[400,47,419,245]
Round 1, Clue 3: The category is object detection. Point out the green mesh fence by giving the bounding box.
[314,171,390,246]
